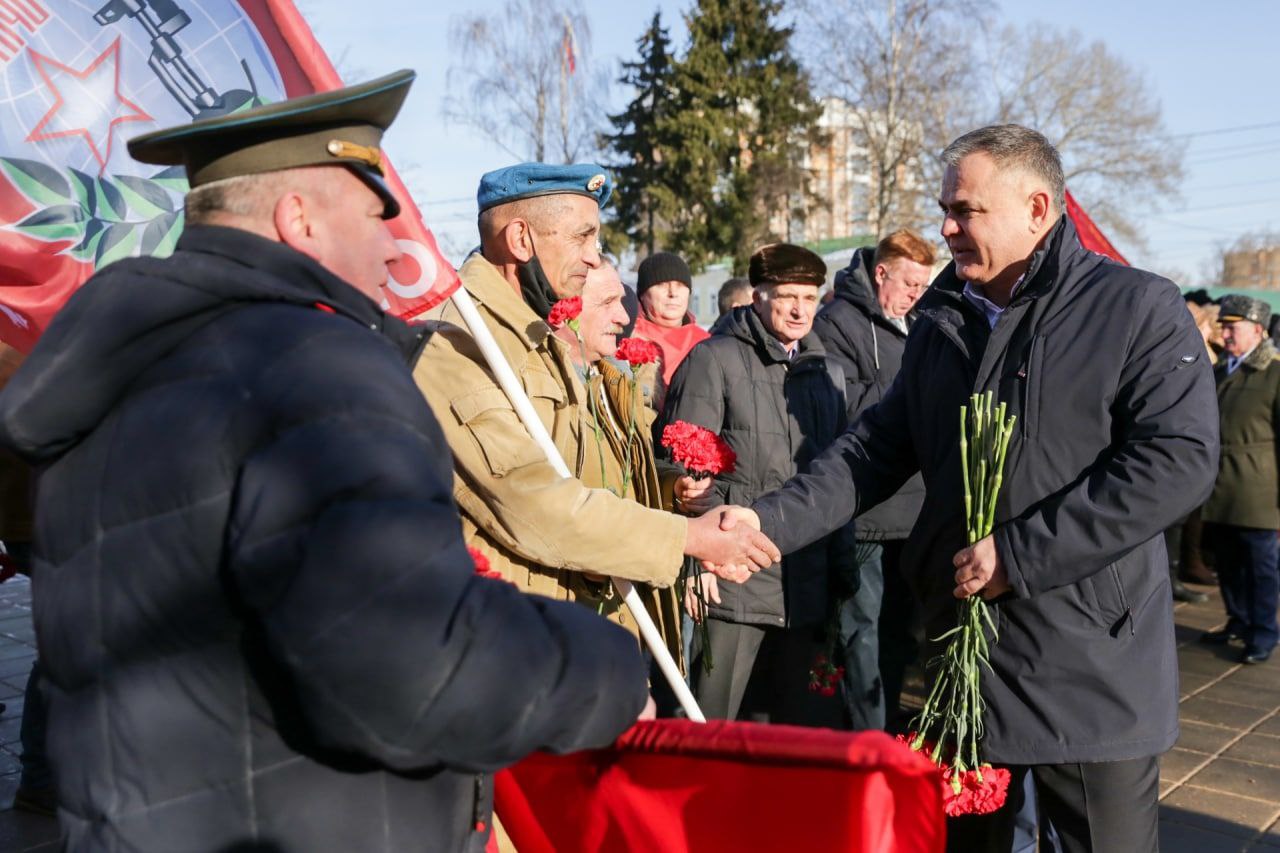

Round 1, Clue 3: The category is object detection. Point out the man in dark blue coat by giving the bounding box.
[0,71,649,852]
[813,228,935,730]
[722,125,1219,852]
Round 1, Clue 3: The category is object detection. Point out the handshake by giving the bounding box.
[679,488,775,583]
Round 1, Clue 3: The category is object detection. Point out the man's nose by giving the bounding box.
[381,223,403,266]
[940,215,959,239]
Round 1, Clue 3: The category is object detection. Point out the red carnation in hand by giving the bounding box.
[614,337,661,367]
[547,297,583,329]
[661,421,736,478]
[468,547,505,581]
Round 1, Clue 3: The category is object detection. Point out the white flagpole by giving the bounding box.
[449,286,706,723]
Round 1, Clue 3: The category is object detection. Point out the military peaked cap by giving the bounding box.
[476,162,612,212]
[127,69,415,219]
[1218,294,1271,327]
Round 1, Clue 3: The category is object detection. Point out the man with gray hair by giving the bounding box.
[720,124,1219,851]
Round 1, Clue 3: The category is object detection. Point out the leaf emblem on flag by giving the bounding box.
[1,157,186,266]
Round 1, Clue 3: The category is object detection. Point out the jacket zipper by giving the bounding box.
[1108,564,1134,636]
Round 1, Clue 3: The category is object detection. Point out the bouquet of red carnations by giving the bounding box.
[901,391,1014,817]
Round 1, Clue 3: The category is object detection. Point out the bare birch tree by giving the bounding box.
[795,0,982,239]
[983,23,1186,248]
[442,0,608,164]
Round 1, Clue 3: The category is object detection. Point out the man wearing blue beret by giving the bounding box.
[414,163,780,651]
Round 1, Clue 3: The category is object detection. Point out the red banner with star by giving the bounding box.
[0,0,458,353]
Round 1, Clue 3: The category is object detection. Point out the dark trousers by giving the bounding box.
[877,540,917,727]
[1206,523,1280,654]
[838,539,918,731]
[689,620,844,727]
[946,756,1159,853]
[839,542,885,730]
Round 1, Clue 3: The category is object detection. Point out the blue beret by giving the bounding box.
[477,162,612,212]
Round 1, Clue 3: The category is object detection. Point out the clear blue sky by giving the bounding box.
[302,0,1279,283]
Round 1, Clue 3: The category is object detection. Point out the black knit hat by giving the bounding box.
[636,252,692,295]
[749,243,827,288]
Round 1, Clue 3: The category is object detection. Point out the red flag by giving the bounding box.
[0,0,458,352]
[1065,188,1128,265]
[561,15,576,75]
[495,719,946,853]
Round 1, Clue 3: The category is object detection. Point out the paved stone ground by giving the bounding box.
[0,575,1273,851]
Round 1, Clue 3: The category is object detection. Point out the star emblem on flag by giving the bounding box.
[24,37,152,172]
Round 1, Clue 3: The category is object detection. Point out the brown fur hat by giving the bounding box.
[748,243,827,288]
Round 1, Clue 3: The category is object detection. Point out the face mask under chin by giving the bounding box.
[517,254,558,321]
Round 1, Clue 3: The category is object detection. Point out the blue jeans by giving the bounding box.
[1207,524,1280,654]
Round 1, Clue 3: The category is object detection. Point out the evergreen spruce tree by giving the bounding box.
[663,0,823,273]
[604,12,678,256]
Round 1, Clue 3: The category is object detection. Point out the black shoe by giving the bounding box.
[12,786,56,817]
[1180,561,1217,586]
[1172,581,1209,603]
[1200,628,1241,645]
[1242,648,1273,665]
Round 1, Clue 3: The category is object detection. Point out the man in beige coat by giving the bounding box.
[414,163,777,637]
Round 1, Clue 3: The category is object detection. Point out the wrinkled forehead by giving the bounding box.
[583,265,623,300]
[762,282,820,298]
[941,151,1029,199]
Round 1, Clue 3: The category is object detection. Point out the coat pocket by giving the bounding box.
[1083,560,1134,636]
[452,385,553,477]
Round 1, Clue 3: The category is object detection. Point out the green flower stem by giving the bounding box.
[910,392,1016,783]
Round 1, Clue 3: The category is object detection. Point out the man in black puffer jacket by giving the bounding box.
[0,72,648,853]
[729,126,1218,852]
[813,229,935,730]
[659,244,853,727]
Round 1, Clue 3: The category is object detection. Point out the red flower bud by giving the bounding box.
[614,337,661,366]
[547,297,583,329]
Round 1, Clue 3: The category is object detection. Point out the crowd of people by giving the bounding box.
[0,68,1272,853]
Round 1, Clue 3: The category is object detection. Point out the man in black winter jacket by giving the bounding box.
[723,125,1218,852]
[813,229,935,731]
[0,72,650,853]
[660,243,852,728]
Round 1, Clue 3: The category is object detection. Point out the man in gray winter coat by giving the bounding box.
[723,125,1218,852]
[660,243,852,727]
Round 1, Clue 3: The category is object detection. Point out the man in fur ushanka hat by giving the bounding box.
[658,242,855,727]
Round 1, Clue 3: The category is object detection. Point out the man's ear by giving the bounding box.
[274,192,318,260]
[874,262,888,286]
[504,219,535,263]
[1028,188,1052,233]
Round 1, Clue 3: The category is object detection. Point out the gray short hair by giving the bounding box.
[477,194,571,243]
[942,125,1065,213]
[184,172,287,224]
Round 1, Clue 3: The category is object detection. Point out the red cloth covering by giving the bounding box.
[495,719,945,853]
[633,314,710,387]
[1064,189,1128,265]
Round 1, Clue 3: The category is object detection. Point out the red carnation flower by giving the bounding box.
[941,766,1012,817]
[547,297,583,329]
[896,734,1010,816]
[468,547,505,581]
[614,337,661,366]
[660,420,736,478]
